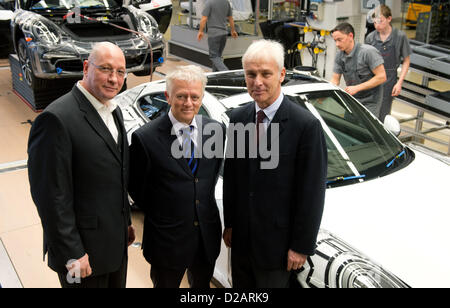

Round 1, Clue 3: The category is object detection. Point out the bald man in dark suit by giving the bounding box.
[28,42,135,288]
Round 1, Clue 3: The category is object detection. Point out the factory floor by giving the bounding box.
[0,4,449,288]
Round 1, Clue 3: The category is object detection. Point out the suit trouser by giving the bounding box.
[231,251,291,288]
[57,255,128,288]
[208,34,228,72]
[150,228,215,288]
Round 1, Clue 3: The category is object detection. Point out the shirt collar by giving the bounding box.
[168,109,199,135]
[77,81,117,113]
[375,28,394,43]
[346,42,360,58]
[255,92,284,122]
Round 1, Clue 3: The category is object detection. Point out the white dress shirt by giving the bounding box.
[255,92,284,132]
[77,82,119,144]
[168,109,199,148]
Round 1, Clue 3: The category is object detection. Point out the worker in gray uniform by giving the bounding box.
[331,22,387,117]
[197,0,238,72]
[365,5,412,122]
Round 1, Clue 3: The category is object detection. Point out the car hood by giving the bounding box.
[25,0,123,10]
[0,9,13,20]
[139,0,172,10]
[321,149,450,287]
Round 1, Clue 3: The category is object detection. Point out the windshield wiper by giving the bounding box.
[386,150,406,168]
[326,174,366,185]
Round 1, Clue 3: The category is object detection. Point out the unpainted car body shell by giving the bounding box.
[11,3,164,80]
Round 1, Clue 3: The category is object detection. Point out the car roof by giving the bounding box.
[206,69,326,88]
[24,0,124,10]
[124,69,341,114]
[206,70,340,110]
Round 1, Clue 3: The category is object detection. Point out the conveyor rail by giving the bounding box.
[398,80,450,119]
[396,80,450,155]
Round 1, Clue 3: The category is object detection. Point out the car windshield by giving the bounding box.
[30,0,120,10]
[287,90,412,187]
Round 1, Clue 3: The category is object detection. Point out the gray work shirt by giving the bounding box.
[202,0,233,37]
[333,43,385,115]
[365,28,412,120]
[365,28,412,71]
[334,43,384,87]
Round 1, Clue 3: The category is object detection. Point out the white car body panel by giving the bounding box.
[320,150,450,288]
[139,0,172,11]
[0,9,13,20]
[219,83,338,109]
[212,149,450,288]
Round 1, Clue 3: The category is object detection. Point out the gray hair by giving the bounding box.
[166,65,207,95]
[242,39,285,72]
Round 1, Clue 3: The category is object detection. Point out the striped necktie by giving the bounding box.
[181,126,198,174]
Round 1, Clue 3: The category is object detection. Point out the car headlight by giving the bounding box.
[127,5,162,40]
[297,230,410,288]
[31,19,61,46]
[137,13,161,39]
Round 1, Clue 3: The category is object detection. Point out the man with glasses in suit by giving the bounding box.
[28,42,135,288]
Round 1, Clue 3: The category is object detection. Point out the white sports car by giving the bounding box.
[114,69,450,288]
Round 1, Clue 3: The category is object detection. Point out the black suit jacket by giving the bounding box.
[223,96,327,270]
[128,114,225,270]
[27,86,131,275]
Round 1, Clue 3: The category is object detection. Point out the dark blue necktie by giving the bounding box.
[181,126,198,174]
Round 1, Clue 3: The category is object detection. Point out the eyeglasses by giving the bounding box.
[372,17,387,24]
[90,62,127,78]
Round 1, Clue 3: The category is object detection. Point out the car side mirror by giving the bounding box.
[384,115,401,137]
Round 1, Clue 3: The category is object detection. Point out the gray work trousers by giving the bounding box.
[208,34,228,72]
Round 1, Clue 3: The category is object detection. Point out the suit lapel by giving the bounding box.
[195,116,220,177]
[243,102,256,126]
[266,97,289,148]
[113,108,127,158]
[73,87,122,164]
[241,103,258,180]
[158,115,193,177]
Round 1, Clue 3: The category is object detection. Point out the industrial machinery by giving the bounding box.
[168,0,259,70]
[9,54,77,111]
[404,0,433,27]
[396,40,450,155]
[412,0,450,47]
[127,0,173,34]
[257,0,450,155]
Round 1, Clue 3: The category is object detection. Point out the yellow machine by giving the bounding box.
[404,1,432,27]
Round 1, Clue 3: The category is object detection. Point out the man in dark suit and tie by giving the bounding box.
[27,42,135,288]
[223,39,328,287]
[128,65,225,288]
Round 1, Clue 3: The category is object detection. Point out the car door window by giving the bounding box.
[139,93,169,120]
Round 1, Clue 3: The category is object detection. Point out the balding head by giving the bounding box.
[81,42,126,104]
[88,42,125,64]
